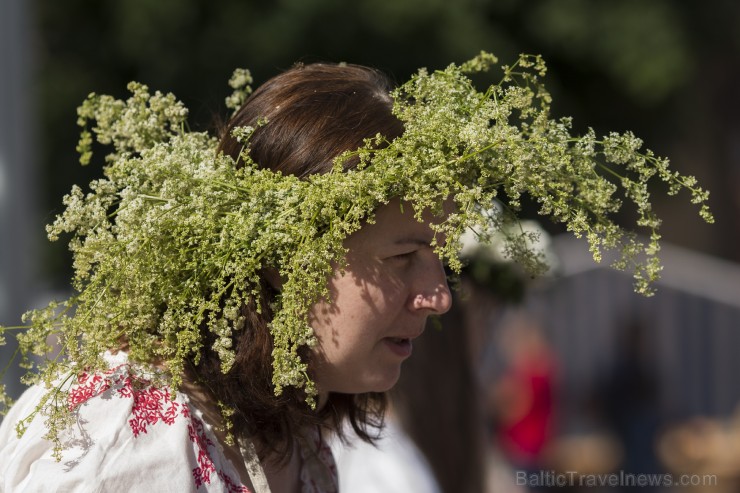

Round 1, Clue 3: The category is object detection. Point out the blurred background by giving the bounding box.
[1,0,738,491]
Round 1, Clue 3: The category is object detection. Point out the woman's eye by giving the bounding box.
[389,251,416,262]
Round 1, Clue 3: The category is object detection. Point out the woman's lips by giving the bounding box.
[383,337,413,358]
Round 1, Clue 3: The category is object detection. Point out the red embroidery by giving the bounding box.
[186,417,249,492]
[218,470,252,493]
[66,364,250,492]
[127,386,180,437]
[189,415,217,487]
[67,372,111,410]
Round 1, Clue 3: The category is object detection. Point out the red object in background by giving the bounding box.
[495,349,557,466]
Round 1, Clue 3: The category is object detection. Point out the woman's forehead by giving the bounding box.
[351,199,446,245]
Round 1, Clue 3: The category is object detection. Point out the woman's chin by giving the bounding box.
[318,362,404,395]
[366,368,403,393]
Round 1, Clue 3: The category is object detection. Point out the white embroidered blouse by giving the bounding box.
[0,352,337,493]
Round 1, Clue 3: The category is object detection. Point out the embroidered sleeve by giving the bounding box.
[0,359,250,493]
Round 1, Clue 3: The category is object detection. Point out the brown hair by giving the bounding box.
[189,62,403,461]
[218,62,403,176]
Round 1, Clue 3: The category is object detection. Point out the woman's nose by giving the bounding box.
[407,262,452,315]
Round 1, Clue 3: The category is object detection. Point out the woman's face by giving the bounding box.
[310,199,452,399]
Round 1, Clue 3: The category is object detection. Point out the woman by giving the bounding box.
[189,63,452,491]
[0,63,452,492]
[0,53,712,492]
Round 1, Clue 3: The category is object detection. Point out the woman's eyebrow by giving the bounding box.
[394,237,434,247]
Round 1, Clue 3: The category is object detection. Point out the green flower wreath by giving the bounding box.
[0,52,712,456]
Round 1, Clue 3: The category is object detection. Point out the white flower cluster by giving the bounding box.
[0,52,712,457]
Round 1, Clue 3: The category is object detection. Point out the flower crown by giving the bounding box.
[0,52,712,456]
